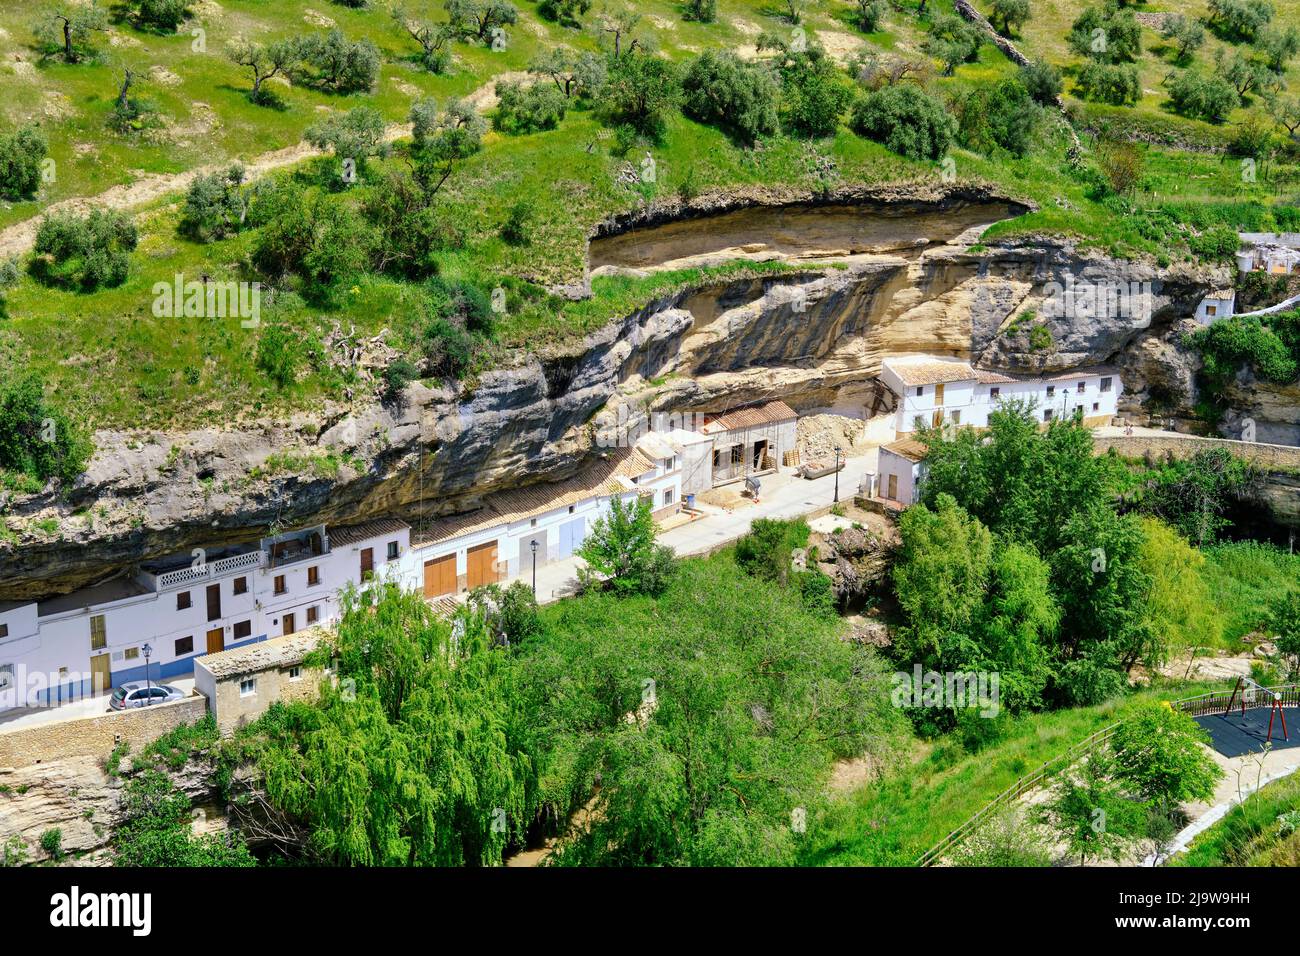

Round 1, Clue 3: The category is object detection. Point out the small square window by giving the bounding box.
[1077,381,1086,393]
[530,517,537,527]
[1206,305,1217,316]
[234,620,252,640]
[124,647,139,661]
[288,666,302,681]
[989,387,1000,400]
[915,386,924,397]
[233,576,248,595]
[387,541,399,561]
[175,636,194,656]
[307,606,319,625]
[950,410,961,425]
[177,591,192,611]
[239,678,256,697]
[0,623,8,639]
[307,566,320,586]
[1044,409,1055,422]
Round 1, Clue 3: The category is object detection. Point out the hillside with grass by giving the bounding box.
[1,0,1300,449]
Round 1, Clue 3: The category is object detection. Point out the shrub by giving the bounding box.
[179,164,247,241]
[133,0,190,31]
[576,495,677,595]
[852,0,887,32]
[32,208,137,291]
[954,78,1038,157]
[381,357,419,401]
[735,517,810,584]
[680,51,779,145]
[684,0,716,22]
[0,124,48,201]
[779,60,852,137]
[1068,3,1142,63]
[40,828,64,860]
[422,317,475,380]
[850,83,957,160]
[1020,59,1062,106]
[305,106,389,182]
[537,0,589,26]
[1075,61,1140,105]
[597,52,680,140]
[1166,71,1239,124]
[256,324,304,388]
[493,81,569,134]
[0,373,93,484]
[500,198,535,245]
[1110,703,1223,805]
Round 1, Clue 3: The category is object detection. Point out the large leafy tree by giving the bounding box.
[576,495,676,595]
[1109,703,1223,807]
[1038,752,1142,864]
[255,586,537,866]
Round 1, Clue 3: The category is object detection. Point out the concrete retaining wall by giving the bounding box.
[0,694,208,770]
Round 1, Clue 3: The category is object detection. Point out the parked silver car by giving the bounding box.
[109,681,186,711]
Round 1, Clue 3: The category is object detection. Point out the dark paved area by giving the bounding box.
[1195,708,1300,758]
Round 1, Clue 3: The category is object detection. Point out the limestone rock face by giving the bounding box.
[0,217,1260,601]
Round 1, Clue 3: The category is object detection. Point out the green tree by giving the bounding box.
[1133,448,1255,545]
[493,81,569,134]
[893,493,994,666]
[1166,70,1240,123]
[1207,0,1273,42]
[1109,702,1223,805]
[1021,59,1063,105]
[391,6,455,73]
[852,0,887,32]
[1074,61,1140,105]
[597,50,681,140]
[537,0,589,27]
[1256,25,1300,73]
[989,0,1030,37]
[34,3,108,63]
[954,78,1039,156]
[445,0,518,43]
[680,51,779,145]
[758,31,852,138]
[529,48,607,100]
[1272,591,1300,677]
[1136,518,1225,658]
[850,82,957,160]
[0,373,92,484]
[115,769,256,867]
[1068,3,1142,63]
[684,0,716,22]
[1039,753,1141,864]
[1160,13,1205,64]
[970,542,1060,712]
[32,208,138,291]
[305,106,390,183]
[227,36,303,102]
[925,13,983,75]
[295,29,380,93]
[179,164,247,241]
[576,495,676,595]
[132,0,190,32]
[256,586,536,865]
[0,124,48,201]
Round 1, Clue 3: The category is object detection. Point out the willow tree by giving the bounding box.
[256,585,537,866]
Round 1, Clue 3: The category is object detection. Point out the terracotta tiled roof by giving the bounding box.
[701,400,797,433]
[328,517,410,547]
[198,630,327,679]
[882,438,931,462]
[883,358,977,386]
[413,508,503,548]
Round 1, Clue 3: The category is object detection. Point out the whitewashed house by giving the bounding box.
[699,400,798,487]
[1195,289,1236,324]
[877,438,930,507]
[881,355,1121,433]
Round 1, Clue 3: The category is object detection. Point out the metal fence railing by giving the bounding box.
[914,683,1300,867]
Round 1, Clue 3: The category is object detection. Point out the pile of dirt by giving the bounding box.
[797,413,869,463]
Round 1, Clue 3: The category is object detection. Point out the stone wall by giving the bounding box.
[1093,433,1300,471]
[207,666,323,737]
[0,694,208,770]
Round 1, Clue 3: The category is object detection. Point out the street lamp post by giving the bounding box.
[142,643,153,705]
[833,445,842,503]
[530,539,538,597]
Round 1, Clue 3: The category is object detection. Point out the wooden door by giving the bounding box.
[206,628,225,654]
[466,541,498,589]
[886,473,898,501]
[206,583,221,621]
[934,383,945,406]
[423,554,457,598]
[360,547,374,580]
[90,654,111,694]
[283,613,296,636]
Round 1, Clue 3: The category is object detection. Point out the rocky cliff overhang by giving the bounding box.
[0,201,1240,600]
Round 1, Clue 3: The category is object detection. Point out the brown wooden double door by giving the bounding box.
[423,553,456,598]
[467,541,499,590]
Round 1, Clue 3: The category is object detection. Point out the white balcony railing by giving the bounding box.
[157,550,265,590]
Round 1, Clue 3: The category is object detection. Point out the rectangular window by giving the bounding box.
[0,664,13,689]
[90,615,106,650]
[274,574,286,595]
[0,623,8,639]
[934,383,945,406]
[1101,376,1113,392]
[1077,381,1086,393]
[233,576,248,595]
[177,591,191,611]
[175,636,194,656]
[233,620,252,640]
[1046,385,1055,399]
[1044,409,1055,422]
[307,606,319,625]
[288,666,302,681]
[989,387,1000,400]
[950,410,961,425]
[1206,305,1217,316]
[307,565,320,587]
[568,504,575,514]
[360,548,374,581]
[124,647,139,661]
[239,678,256,697]
[664,488,675,506]
[1093,402,1100,412]
[915,386,923,397]
[387,541,399,561]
